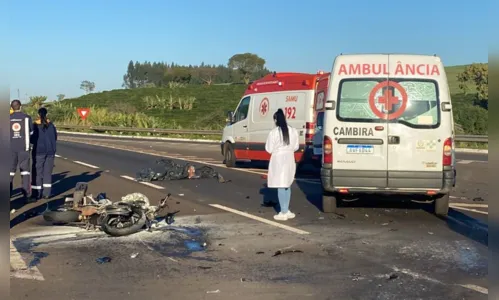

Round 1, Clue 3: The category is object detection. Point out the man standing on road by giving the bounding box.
[10,99,34,202]
[30,107,58,200]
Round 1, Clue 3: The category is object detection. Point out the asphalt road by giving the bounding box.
[9,137,489,299]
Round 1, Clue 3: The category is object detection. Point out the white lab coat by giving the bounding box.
[265,125,300,188]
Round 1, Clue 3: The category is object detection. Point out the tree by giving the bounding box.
[120,57,271,87]
[457,63,488,104]
[228,53,266,84]
[29,96,47,109]
[122,60,137,88]
[80,80,96,94]
[165,67,192,84]
[198,67,218,85]
[56,94,65,101]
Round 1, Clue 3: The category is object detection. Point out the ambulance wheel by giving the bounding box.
[322,192,338,213]
[433,194,449,217]
[224,142,236,168]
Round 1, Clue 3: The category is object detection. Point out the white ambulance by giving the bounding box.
[320,54,456,216]
[221,72,330,168]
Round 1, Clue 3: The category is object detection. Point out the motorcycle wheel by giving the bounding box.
[43,209,81,224]
[100,209,146,237]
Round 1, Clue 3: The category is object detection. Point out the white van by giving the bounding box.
[221,72,330,168]
[320,54,456,216]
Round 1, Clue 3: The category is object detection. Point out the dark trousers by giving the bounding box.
[31,154,55,198]
[10,151,31,197]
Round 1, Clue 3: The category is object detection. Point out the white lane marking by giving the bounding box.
[120,175,165,190]
[390,266,487,295]
[10,239,45,281]
[457,284,488,295]
[450,203,488,208]
[450,205,488,215]
[209,204,310,235]
[73,160,99,169]
[457,160,473,164]
[55,154,62,158]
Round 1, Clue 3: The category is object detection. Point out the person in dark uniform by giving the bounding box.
[10,99,34,201]
[30,107,58,200]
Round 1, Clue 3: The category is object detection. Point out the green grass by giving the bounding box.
[62,85,246,130]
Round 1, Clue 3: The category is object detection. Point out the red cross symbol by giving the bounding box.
[377,88,399,112]
[368,81,408,120]
[261,102,267,114]
[260,98,269,116]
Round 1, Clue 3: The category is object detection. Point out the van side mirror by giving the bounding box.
[226,111,234,124]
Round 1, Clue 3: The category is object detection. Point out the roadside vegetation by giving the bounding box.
[21,55,487,148]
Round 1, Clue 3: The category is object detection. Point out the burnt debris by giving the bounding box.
[136,159,230,183]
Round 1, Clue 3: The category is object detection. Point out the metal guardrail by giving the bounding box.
[57,125,488,143]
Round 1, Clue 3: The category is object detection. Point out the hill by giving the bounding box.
[47,64,487,135]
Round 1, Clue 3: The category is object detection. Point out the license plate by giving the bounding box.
[346,145,374,154]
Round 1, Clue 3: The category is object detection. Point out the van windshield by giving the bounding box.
[337,79,440,128]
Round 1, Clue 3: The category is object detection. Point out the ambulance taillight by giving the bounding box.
[442,138,453,166]
[323,135,333,164]
[305,122,315,145]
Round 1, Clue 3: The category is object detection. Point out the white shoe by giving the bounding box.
[273,212,288,221]
[285,211,296,219]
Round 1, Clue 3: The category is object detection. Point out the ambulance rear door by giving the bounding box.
[385,54,450,190]
[330,54,390,189]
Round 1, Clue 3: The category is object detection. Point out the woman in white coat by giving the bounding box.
[265,108,300,221]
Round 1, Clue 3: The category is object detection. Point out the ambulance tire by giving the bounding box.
[224,142,236,168]
[433,194,450,217]
[322,192,338,213]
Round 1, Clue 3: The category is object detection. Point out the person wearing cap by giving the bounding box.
[10,99,34,201]
[30,107,58,200]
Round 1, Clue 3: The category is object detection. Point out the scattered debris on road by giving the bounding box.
[272,249,303,257]
[96,257,112,264]
[351,272,363,281]
[10,209,15,214]
[130,253,139,258]
[256,251,265,255]
[388,273,399,280]
[473,197,484,202]
[241,278,253,282]
[207,289,220,294]
[198,266,212,270]
[135,159,230,183]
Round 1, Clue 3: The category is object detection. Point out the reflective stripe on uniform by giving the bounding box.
[42,184,52,187]
[31,186,42,190]
[24,117,29,151]
[20,171,30,175]
[10,172,15,176]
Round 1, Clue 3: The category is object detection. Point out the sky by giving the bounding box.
[3,0,488,102]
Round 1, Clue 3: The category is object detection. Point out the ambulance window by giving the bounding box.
[337,79,440,128]
[234,96,250,123]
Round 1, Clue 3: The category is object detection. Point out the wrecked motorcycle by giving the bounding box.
[43,182,178,237]
[99,192,175,237]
